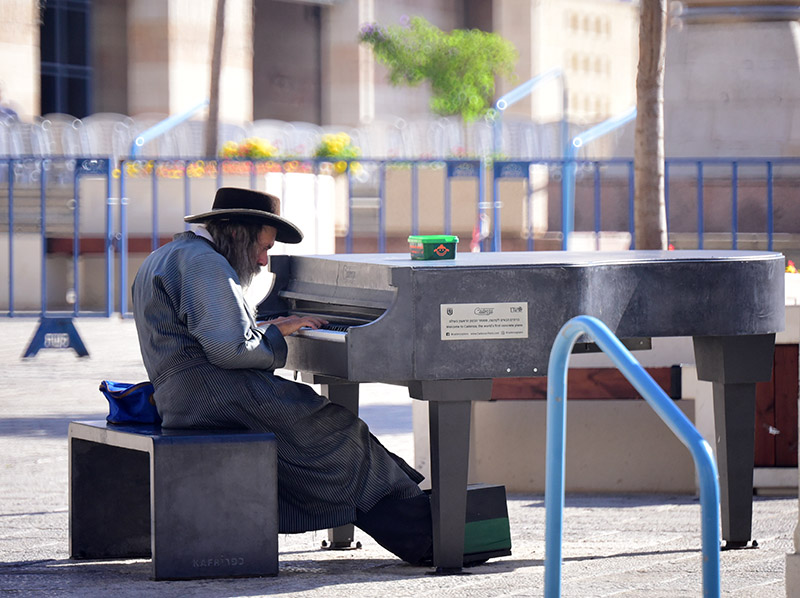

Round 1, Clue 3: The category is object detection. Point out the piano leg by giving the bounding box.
[409,379,493,572]
[320,380,361,550]
[428,400,472,572]
[693,334,776,548]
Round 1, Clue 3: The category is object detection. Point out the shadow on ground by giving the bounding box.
[0,554,539,596]
[0,415,106,438]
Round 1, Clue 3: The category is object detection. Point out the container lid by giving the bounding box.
[408,235,459,243]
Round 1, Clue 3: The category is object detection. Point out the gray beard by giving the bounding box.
[222,245,261,288]
[204,224,261,288]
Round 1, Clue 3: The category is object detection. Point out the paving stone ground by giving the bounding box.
[0,318,796,597]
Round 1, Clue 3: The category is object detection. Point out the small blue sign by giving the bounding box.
[77,158,110,176]
[446,160,481,178]
[493,161,529,179]
[23,317,89,358]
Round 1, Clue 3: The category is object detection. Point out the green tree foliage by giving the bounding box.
[359,17,517,122]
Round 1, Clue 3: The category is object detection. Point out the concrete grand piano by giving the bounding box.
[258,250,785,571]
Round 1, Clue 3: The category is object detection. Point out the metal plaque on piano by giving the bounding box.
[440,302,528,341]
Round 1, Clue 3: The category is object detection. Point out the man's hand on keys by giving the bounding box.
[261,315,328,337]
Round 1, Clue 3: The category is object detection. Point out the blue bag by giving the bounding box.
[99,380,161,424]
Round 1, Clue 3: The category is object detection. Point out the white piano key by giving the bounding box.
[293,327,347,343]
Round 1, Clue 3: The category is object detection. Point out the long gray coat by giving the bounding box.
[132,231,424,533]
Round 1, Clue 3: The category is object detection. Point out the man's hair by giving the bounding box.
[204,219,265,288]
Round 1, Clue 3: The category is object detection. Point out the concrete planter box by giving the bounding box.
[413,397,696,494]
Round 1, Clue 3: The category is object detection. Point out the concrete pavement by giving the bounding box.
[0,317,796,597]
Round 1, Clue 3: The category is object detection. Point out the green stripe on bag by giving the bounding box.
[464,517,512,554]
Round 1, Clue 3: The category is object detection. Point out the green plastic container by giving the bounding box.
[408,235,459,260]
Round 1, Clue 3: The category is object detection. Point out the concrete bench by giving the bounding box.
[68,420,278,580]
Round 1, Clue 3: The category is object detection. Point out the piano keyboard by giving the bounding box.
[293,323,349,343]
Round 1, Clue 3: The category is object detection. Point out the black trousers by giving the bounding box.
[354,492,433,564]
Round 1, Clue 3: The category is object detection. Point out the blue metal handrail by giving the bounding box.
[562,107,636,249]
[130,99,209,158]
[544,315,720,598]
[493,68,569,159]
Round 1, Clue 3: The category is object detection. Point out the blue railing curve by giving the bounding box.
[544,315,721,598]
[561,108,637,249]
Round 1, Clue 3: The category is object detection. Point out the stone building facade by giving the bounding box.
[5,1,800,161]
[0,1,39,121]
[0,0,638,131]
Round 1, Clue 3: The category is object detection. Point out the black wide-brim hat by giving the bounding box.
[184,187,303,244]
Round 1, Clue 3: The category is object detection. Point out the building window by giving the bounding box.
[40,0,92,117]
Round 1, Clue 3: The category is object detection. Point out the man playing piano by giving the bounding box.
[131,187,433,565]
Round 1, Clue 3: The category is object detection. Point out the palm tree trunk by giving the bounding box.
[634,0,668,250]
[205,0,227,159]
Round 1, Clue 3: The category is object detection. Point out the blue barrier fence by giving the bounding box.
[545,315,721,598]
[2,157,114,318]
[2,155,798,317]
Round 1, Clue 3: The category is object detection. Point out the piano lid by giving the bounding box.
[290,249,784,269]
